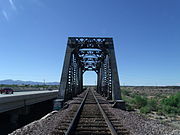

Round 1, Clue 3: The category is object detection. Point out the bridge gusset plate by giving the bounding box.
[58,37,121,101]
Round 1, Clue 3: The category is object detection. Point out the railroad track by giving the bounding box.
[52,88,129,135]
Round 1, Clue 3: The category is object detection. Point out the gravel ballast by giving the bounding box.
[9,91,180,135]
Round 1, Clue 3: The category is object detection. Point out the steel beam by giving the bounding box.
[58,44,74,100]
[108,41,121,100]
[58,37,122,108]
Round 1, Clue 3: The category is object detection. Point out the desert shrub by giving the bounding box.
[160,106,178,114]
[126,104,134,111]
[121,89,130,96]
[147,98,158,111]
[140,106,151,114]
[161,92,180,107]
[159,92,180,115]
[122,95,134,104]
[122,91,180,115]
[133,95,147,109]
[130,93,138,98]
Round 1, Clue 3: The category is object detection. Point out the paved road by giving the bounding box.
[0,90,59,113]
[0,90,58,98]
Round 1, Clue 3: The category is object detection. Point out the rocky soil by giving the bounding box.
[110,108,180,135]
[10,91,180,135]
[123,86,180,96]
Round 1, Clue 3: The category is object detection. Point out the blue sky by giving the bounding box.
[0,0,180,86]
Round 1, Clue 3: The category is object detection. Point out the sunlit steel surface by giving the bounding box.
[58,37,121,101]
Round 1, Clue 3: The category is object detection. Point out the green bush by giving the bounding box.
[159,92,180,115]
[122,91,180,115]
[161,92,180,107]
[122,95,134,104]
[126,104,134,111]
[140,106,151,114]
[160,105,178,114]
[122,89,130,96]
[147,98,158,111]
[139,98,158,114]
[130,93,138,98]
[133,95,147,109]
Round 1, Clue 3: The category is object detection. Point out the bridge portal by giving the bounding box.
[58,37,122,105]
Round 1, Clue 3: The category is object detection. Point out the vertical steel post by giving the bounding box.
[97,67,102,94]
[58,44,74,100]
[56,37,124,110]
[78,67,83,94]
[107,40,121,100]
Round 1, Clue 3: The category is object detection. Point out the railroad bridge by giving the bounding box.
[57,37,124,109]
[9,37,176,135]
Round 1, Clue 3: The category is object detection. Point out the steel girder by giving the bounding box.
[58,37,121,101]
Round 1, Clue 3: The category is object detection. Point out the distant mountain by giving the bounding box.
[0,79,59,85]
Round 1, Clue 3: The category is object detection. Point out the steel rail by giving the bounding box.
[91,89,118,135]
[65,89,89,135]
[65,88,118,135]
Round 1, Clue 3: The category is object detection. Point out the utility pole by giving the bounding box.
[43,79,46,90]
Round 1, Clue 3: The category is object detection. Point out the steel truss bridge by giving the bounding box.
[58,37,122,107]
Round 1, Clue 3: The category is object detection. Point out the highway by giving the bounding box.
[0,90,59,113]
[0,90,58,98]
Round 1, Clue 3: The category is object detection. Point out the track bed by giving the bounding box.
[52,88,129,135]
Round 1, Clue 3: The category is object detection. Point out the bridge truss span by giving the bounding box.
[58,37,122,103]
